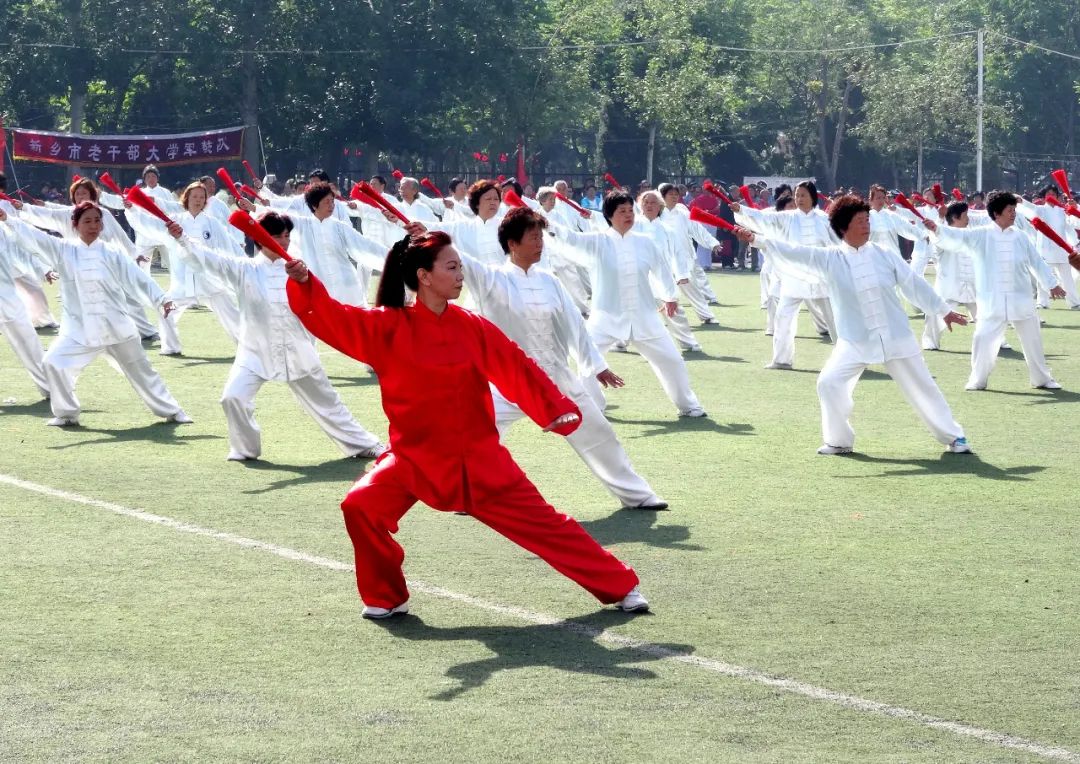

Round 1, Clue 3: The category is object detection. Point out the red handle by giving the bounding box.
[421,178,443,197]
[240,184,267,203]
[689,206,737,232]
[126,186,175,226]
[242,160,259,182]
[738,185,759,209]
[951,188,965,201]
[1051,169,1072,198]
[98,172,124,196]
[703,181,734,205]
[216,168,244,202]
[357,181,410,224]
[603,172,621,189]
[1030,216,1074,255]
[554,191,590,217]
[502,188,527,208]
[228,209,293,261]
[893,193,926,221]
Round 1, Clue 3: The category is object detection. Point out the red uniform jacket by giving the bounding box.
[288,276,582,510]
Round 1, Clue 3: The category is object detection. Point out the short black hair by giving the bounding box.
[1037,184,1057,199]
[657,182,678,198]
[448,178,465,193]
[796,180,819,207]
[467,180,501,214]
[774,193,795,212]
[304,183,335,212]
[309,168,330,183]
[370,175,387,187]
[142,164,160,179]
[602,190,635,224]
[498,207,548,254]
[257,211,294,236]
[828,194,870,238]
[945,201,969,224]
[986,190,1018,220]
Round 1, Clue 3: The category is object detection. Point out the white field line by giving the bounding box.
[2,472,1077,763]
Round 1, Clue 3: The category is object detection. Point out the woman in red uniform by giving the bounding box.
[285,232,648,618]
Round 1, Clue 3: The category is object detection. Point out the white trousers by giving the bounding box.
[494,383,661,508]
[765,296,779,335]
[43,335,183,420]
[1,316,49,396]
[679,278,715,322]
[159,293,242,355]
[772,296,836,365]
[817,348,964,449]
[692,262,717,303]
[1037,263,1080,308]
[586,329,703,415]
[922,301,977,350]
[969,314,1053,388]
[220,364,381,460]
[662,304,699,350]
[14,276,57,327]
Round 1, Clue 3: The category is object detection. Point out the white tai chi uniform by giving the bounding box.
[736,206,837,365]
[661,204,719,320]
[16,200,160,338]
[102,184,176,268]
[759,235,965,450]
[635,216,700,350]
[1,199,59,327]
[159,210,242,355]
[1016,199,1080,308]
[459,249,664,508]
[3,218,185,422]
[0,222,50,396]
[921,226,979,350]
[552,225,705,416]
[932,224,1061,389]
[289,214,385,306]
[174,239,382,460]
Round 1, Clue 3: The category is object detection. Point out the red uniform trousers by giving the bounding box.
[341,458,640,609]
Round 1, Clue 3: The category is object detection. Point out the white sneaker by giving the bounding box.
[352,443,388,459]
[817,444,853,455]
[361,601,409,620]
[616,587,649,613]
[999,342,1012,350]
[1036,380,1063,390]
[45,416,78,427]
[684,344,703,352]
[948,437,973,454]
[169,410,194,424]
[964,382,986,391]
[764,361,793,370]
[678,408,707,418]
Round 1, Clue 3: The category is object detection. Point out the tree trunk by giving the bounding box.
[646,122,657,186]
[65,0,87,181]
[593,97,609,179]
[241,50,261,172]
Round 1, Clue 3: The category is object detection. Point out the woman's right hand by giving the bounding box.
[285,258,310,283]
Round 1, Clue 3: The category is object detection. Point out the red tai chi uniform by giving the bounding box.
[288,275,639,609]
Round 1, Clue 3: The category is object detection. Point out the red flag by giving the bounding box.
[893,193,926,221]
[689,206,737,233]
[215,168,244,202]
[228,210,293,261]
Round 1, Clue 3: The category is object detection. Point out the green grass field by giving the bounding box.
[1,270,1077,763]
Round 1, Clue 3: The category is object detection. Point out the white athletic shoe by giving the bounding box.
[817,444,853,455]
[947,437,973,454]
[964,382,987,391]
[764,361,793,370]
[678,408,708,418]
[352,443,388,459]
[168,410,194,424]
[362,601,410,620]
[1036,380,1063,390]
[684,344,703,352]
[616,587,650,613]
[45,417,78,427]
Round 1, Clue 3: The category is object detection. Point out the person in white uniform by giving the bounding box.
[168,211,384,461]
[550,190,707,418]
[0,214,51,397]
[658,183,718,323]
[734,194,971,455]
[921,201,980,350]
[925,191,1067,391]
[1,173,60,329]
[406,208,667,510]
[159,182,243,356]
[0,202,191,427]
[1016,185,1080,309]
[732,181,837,369]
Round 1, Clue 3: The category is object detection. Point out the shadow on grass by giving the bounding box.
[46,422,222,449]
[838,452,1046,482]
[0,399,53,414]
[380,611,693,701]
[240,457,371,493]
[579,508,705,551]
[683,352,746,364]
[174,354,235,368]
[605,415,755,438]
[981,388,1080,405]
[324,375,379,389]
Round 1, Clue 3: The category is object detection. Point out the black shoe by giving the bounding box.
[625,501,669,511]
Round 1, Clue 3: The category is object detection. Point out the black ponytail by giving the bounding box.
[375,232,452,308]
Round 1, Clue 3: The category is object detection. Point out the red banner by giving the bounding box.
[9,126,246,168]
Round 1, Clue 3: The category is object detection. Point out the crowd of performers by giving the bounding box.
[2,163,1080,619]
